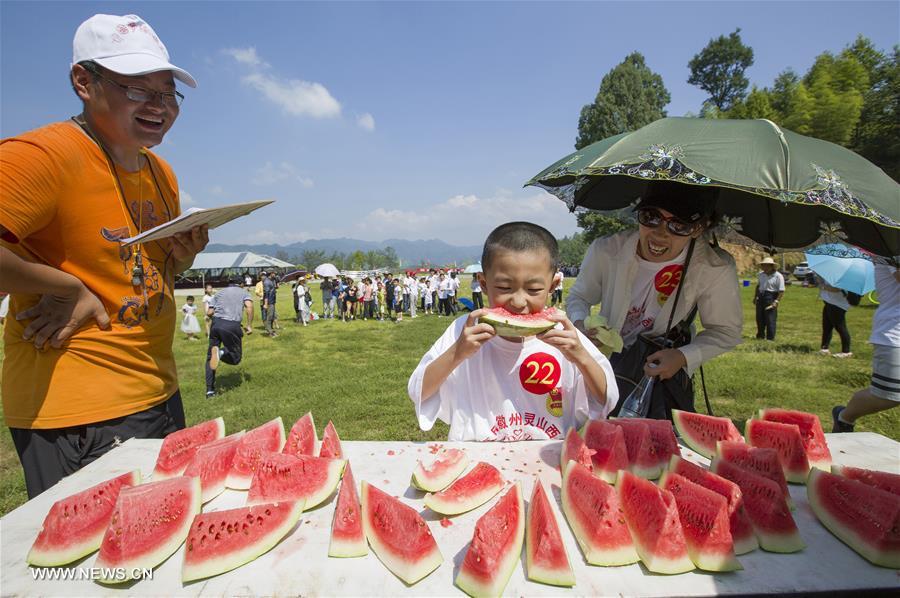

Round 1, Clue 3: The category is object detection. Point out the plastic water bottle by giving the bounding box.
[619,363,658,418]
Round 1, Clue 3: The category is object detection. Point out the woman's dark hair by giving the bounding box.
[482,222,559,273]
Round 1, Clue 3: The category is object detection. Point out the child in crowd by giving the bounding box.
[393,278,404,322]
[202,283,215,336]
[408,222,617,441]
[181,296,201,340]
[422,277,433,314]
[377,281,387,320]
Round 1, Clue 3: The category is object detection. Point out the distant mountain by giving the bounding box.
[204,237,482,266]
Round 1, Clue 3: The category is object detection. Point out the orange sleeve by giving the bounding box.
[0,138,61,243]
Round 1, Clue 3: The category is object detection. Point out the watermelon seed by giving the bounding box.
[265,508,272,516]
[215,532,221,540]
[209,524,215,534]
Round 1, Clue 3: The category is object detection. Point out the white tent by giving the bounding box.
[183,252,295,286]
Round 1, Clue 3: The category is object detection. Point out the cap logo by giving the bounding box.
[116,24,128,35]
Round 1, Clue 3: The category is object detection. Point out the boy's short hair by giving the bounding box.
[186,295,195,301]
[482,222,559,273]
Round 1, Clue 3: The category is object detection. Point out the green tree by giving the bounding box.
[575,52,670,149]
[688,28,755,111]
[576,210,637,244]
[728,86,775,120]
[804,52,867,145]
[301,249,327,270]
[781,82,815,135]
[380,246,400,269]
[558,232,589,266]
[769,69,800,120]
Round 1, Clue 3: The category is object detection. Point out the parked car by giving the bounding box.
[793,262,812,280]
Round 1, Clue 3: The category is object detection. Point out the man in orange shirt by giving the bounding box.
[0,14,208,497]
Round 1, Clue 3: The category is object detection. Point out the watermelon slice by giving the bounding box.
[832,465,900,497]
[659,471,742,572]
[284,412,317,458]
[95,476,201,583]
[424,462,504,516]
[672,410,743,459]
[361,482,442,584]
[329,462,367,558]
[580,420,627,483]
[561,427,596,472]
[319,420,343,459]
[153,417,225,479]
[184,432,244,503]
[456,482,525,597]
[807,468,900,569]
[182,500,304,582]
[608,419,661,479]
[644,419,681,463]
[412,448,470,492]
[745,419,811,484]
[227,417,286,490]
[668,455,758,555]
[27,471,141,567]
[560,460,639,566]
[247,452,346,509]
[478,306,556,337]
[717,441,793,509]
[525,479,575,587]
[710,457,805,553]
[759,408,832,471]
[617,470,695,574]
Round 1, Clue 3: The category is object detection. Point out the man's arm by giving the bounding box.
[169,226,210,275]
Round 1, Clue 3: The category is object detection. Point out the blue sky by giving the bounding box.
[2,1,897,246]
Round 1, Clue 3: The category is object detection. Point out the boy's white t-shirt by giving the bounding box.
[438,280,450,299]
[408,315,619,441]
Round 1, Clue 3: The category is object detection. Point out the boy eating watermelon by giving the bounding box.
[408,222,617,441]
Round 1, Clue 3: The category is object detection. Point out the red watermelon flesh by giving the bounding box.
[644,418,681,464]
[760,408,832,471]
[746,419,810,484]
[247,452,345,509]
[478,306,557,337]
[710,457,805,553]
[580,420,627,483]
[226,417,286,490]
[672,409,743,459]
[717,441,793,509]
[423,462,504,516]
[95,476,201,583]
[319,420,343,459]
[807,469,900,569]
[659,471,742,572]
[182,500,304,582]
[153,417,225,479]
[283,412,317,458]
[609,419,661,479]
[184,432,245,503]
[412,448,470,492]
[329,462,367,558]
[27,470,141,567]
[562,427,595,471]
[668,455,758,555]
[832,465,900,497]
[361,482,442,584]
[561,461,638,566]
[526,479,575,587]
[617,470,695,574]
[456,482,525,597]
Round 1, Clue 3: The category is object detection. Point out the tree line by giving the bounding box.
[273,247,401,272]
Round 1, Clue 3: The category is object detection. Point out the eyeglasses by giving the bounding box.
[636,207,700,237]
[88,67,184,107]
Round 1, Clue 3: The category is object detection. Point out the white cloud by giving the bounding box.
[235,229,313,245]
[179,189,195,207]
[251,162,314,187]
[242,72,341,118]
[354,191,579,245]
[357,112,375,132]
[222,47,269,68]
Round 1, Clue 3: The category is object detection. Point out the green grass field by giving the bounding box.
[1,279,897,516]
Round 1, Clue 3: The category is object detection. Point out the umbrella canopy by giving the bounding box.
[463,263,483,274]
[527,117,900,257]
[314,263,341,278]
[805,243,876,295]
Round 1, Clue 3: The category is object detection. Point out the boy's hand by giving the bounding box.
[452,309,496,363]
[538,312,588,363]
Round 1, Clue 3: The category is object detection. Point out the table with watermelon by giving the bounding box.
[2,410,898,596]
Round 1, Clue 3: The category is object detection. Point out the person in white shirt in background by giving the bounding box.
[202,283,215,337]
[816,273,852,357]
[438,273,451,317]
[550,268,564,306]
[754,256,785,341]
[421,278,433,314]
[429,270,440,309]
[471,273,484,309]
[406,274,418,318]
[448,271,460,315]
[296,278,310,326]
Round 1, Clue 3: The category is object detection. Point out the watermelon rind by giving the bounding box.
[807,468,900,569]
[617,470,695,575]
[27,470,141,567]
[182,500,304,582]
[659,471,742,572]
[319,420,343,459]
[361,482,443,584]
[329,462,368,558]
[456,482,525,597]
[247,453,346,509]
[759,408,832,471]
[226,417,286,490]
[284,412,318,458]
[411,448,470,492]
[561,460,639,567]
[423,462,504,516]
[153,417,226,480]
[526,479,575,587]
[832,464,900,497]
[672,410,742,459]
[95,476,201,584]
[478,307,556,337]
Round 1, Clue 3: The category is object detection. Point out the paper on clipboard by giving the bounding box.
[119,199,274,247]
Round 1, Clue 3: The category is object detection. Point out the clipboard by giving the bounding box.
[119,199,274,247]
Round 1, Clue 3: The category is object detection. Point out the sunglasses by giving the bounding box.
[636,207,700,237]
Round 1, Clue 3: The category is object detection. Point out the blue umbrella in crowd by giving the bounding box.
[463,263,483,274]
[804,243,876,295]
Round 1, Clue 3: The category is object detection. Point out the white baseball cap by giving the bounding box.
[72,14,197,88]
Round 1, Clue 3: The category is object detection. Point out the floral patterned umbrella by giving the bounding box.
[527,117,900,258]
